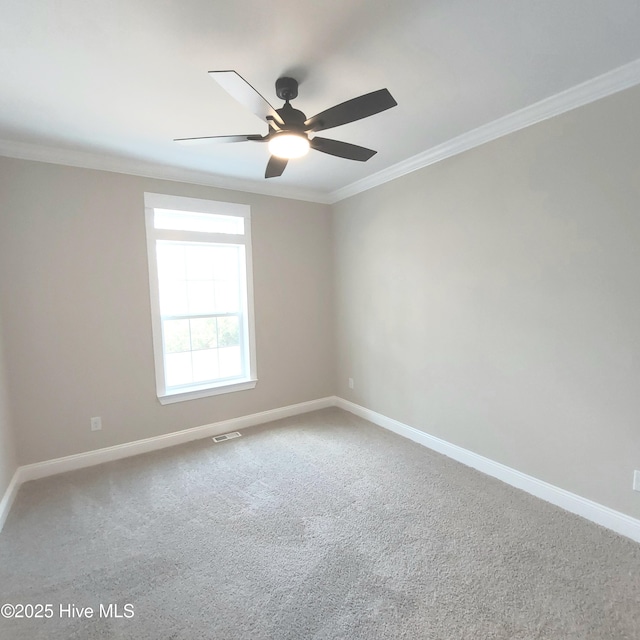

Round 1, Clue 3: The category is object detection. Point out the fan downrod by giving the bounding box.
[275,77,298,101]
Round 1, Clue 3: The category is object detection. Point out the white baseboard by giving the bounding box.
[335,397,640,544]
[4,394,640,544]
[0,469,20,533]
[17,397,335,484]
[0,396,334,532]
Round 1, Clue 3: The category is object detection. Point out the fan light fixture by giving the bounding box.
[175,72,398,178]
[268,133,310,159]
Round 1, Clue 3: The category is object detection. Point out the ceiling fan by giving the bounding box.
[175,71,398,178]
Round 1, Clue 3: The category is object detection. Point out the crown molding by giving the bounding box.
[0,139,332,204]
[2,57,640,207]
[328,57,640,203]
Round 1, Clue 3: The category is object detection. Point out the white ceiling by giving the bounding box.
[1,0,640,201]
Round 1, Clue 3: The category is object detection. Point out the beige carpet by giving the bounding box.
[1,407,639,639]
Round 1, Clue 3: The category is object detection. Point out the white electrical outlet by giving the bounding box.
[348,377,354,389]
[633,470,640,492]
[90,416,102,431]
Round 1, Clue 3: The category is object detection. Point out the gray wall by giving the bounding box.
[333,85,640,519]
[0,309,17,499]
[0,158,334,465]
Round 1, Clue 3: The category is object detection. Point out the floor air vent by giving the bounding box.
[212,432,242,443]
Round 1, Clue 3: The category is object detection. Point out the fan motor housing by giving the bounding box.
[276,103,306,129]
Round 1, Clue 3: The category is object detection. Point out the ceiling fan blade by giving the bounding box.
[174,134,263,145]
[265,156,288,178]
[305,88,397,132]
[209,70,284,126]
[310,137,377,161]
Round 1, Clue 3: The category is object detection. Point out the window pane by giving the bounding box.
[190,317,217,350]
[154,209,244,235]
[218,346,242,378]
[163,319,190,353]
[212,246,240,280]
[185,245,214,280]
[165,352,193,387]
[156,243,186,281]
[187,281,215,315]
[159,281,189,316]
[192,349,219,382]
[217,316,240,347]
[214,282,239,313]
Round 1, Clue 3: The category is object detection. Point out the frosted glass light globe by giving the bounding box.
[268,133,310,159]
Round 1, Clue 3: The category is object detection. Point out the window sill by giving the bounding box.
[157,379,257,405]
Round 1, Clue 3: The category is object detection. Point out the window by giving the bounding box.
[144,193,257,404]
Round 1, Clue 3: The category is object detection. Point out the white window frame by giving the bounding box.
[144,192,257,404]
